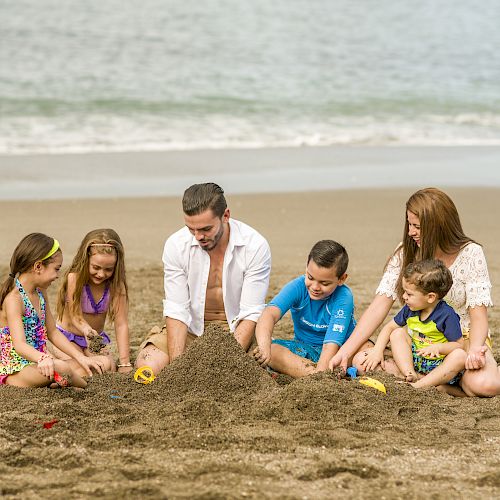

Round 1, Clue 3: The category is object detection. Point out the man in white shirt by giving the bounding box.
[135,182,272,374]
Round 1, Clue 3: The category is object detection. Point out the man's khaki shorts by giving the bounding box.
[139,321,228,354]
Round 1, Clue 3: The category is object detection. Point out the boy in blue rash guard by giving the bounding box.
[253,240,356,378]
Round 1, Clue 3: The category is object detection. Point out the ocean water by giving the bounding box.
[1,0,500,155]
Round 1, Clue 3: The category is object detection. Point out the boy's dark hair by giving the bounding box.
[403,259,453,299]
[307,240,348,278]
[182,183,227,218]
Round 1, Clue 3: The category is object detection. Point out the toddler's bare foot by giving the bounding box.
[405,372,418,383]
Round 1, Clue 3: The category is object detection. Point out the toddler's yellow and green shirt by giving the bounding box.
[394,300,462,360]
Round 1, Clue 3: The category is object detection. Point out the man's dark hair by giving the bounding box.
[307,240,348,277]
[182,183,227,218]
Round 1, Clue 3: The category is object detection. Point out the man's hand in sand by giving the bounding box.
[252,345,271,368]
[465,345,487,370]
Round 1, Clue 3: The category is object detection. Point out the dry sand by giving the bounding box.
[0,187,499,499]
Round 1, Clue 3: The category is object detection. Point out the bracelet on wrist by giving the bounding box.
[37,352,53,364]
[117,363,132,368]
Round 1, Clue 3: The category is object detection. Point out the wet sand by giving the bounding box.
[0,187,499,498]
[1,146,500,200]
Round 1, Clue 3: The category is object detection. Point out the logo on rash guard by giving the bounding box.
[332,324,345,333]
[335,309,346,319]
[301,317,328,330]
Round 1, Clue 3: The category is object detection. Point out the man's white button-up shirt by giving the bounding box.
[162,218,271,336]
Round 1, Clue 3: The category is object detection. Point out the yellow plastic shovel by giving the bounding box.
[358,376,386,394]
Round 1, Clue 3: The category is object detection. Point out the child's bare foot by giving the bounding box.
[405,371,418,383]
[48,371,72,389]
[49,371,88,390]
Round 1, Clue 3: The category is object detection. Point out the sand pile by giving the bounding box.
[153,323,277,406]
[145,321,484,447]
[247,369,492,444]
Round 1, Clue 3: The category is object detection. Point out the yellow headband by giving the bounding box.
[42,239,60,260]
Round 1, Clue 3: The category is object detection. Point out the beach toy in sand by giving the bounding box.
[134,366,156,384]
[346,367,358,379]
[53,371,70,387]
[358,376,386,394]
[42,419,59,429]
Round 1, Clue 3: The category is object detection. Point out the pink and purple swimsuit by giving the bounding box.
[0,279,48,385]
[56,284,111,349]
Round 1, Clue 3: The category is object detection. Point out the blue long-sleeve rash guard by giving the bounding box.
[268,275,356,347]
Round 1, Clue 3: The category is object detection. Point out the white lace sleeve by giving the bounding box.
[375,246,402,300]
[461,244,493,309]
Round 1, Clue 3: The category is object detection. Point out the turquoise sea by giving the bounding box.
[1,0,500,155]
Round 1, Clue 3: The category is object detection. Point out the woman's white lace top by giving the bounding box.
[376,242,493,332]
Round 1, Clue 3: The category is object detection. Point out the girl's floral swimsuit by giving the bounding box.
[0,279,47,384]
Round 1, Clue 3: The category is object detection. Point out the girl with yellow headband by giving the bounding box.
[0,233,104,388]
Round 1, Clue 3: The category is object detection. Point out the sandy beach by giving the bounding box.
[0,164,499,498]
[3,0,500,495]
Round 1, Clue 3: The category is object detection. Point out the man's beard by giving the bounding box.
[201,221,225,251]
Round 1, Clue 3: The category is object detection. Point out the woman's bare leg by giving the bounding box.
[460,350,500,397]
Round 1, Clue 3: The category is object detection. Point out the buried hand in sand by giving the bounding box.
[135,182,271,375]
[0,233,104,389]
